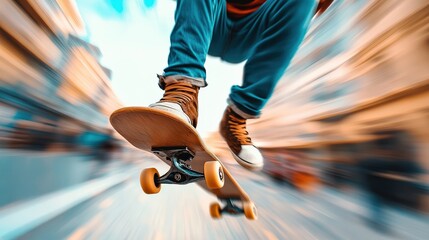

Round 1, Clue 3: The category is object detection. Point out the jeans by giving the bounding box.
[164,0,316,118]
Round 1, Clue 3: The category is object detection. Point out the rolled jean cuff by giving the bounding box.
[227,98,261,119]
[157,74,207,89]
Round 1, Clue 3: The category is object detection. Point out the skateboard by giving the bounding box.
[110,107,257,220]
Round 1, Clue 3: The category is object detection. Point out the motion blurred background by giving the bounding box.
[1,0,428,239]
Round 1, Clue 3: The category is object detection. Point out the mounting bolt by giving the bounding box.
[174,173,182,182]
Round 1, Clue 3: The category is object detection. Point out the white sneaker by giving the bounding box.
[219,107,264,170]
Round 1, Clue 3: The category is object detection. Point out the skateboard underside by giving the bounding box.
[110,107,257,219]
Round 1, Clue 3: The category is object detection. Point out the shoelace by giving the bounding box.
[228,114,252,145]
[159,81,199,127]
[161,83,198,105]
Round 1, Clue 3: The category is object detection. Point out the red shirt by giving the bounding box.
[227,0,334,19]
[226,0,267,19]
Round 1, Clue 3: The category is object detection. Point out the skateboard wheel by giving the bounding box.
[140,168,161,194]
[209,202,222,219]
[204,161,224,189]
[243,201,257,220]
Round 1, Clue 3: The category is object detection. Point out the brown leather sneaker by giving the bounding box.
[219,107,263,170]
[150,81,199,127]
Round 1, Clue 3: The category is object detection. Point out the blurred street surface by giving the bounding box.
[0,153,425,240]
[0,150,131,207]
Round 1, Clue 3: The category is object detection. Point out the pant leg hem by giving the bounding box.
[157,74,207,89]
[227,98,260,119]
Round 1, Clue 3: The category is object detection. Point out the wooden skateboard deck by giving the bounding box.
[110,107,257,220]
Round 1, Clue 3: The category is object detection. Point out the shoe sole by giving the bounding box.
[231,151,263,171]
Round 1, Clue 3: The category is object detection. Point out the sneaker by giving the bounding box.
[219,107,264,170]
[149,81,199,127]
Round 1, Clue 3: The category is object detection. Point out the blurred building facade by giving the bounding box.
[208,0,429,211]
[0,0,122,152]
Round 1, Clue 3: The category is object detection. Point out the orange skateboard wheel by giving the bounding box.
[209,202,222,219]
[204,161,225,189]
[140,168,161,194]
[243,201,257,220]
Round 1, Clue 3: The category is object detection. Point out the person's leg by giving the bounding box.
[152,0,225,127]
[227,0,317,118]
[161,0,224,88]
[218,0,316,170]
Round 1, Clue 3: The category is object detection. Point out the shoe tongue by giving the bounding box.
[231,112,246,124]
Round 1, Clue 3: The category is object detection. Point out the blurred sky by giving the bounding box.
[75,0,245,135]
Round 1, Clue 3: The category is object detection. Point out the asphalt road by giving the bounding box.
[18,159,429,240]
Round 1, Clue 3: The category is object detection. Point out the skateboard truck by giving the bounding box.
[146,146,224,191]
[151,146,205,185]
[210,198,257,220]
[221,198,244,215]
[141,146,224,194]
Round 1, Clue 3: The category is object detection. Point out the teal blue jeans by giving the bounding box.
[164,0,316,118]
